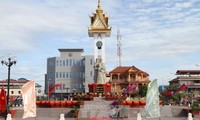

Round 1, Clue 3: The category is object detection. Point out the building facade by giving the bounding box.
[169,70,200,98]
[45,49,94,94]
[0,78,43,98]
[109,66,150,93]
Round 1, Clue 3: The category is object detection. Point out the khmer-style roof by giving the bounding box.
[109,66,149,76]
[0,79,29,83]
[176,70,200,75]
[88,0,111,37]
[58,49,84,53]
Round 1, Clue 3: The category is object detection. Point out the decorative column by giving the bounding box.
[94,33,98,61]
[117,74,120,81]
[110,73,113,82]
[101,33,106,63]
[128,73,131,82]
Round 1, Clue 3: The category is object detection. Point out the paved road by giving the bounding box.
[0,102,199,120]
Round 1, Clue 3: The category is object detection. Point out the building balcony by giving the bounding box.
[111,79,129,84]
[111,78,150,84]
[194,83,200,85]
[178,76,200,80]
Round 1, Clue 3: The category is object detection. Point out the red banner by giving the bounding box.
[48,84,62,96]
[0,85,6,112]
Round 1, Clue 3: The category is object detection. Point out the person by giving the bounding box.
[109,106,120,119]
[116,106,120,119]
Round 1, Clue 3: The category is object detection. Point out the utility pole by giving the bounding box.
[117,30,122,66]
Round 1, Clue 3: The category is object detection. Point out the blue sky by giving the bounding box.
[0,0,200,87]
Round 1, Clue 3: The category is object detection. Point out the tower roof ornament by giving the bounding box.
[88,0,111,37]
[97,0,103,13]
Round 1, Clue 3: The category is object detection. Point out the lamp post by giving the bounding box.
[1,54,17,117]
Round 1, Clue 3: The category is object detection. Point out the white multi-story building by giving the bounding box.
[45,49,94,94]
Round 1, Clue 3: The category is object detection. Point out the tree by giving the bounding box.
[139,84,148,98]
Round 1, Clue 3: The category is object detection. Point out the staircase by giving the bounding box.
[78,97,112,119]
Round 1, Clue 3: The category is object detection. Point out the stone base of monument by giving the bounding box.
[88,83,111,96]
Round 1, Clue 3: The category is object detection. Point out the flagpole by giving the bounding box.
[48,81,50,101]
[61,82,63,113]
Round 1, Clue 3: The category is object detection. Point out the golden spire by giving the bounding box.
[96,0,103,13]
[98,0,101,8]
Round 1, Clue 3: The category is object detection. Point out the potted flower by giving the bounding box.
[191,103,200,116]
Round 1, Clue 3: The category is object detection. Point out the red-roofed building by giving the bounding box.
[0,79,29,98]
[169,70,200,98]
[109,66,150,93]
[0,78,44,98]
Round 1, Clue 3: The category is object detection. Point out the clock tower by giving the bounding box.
[88,0,111,86]
[87,0,112,94]
[88,0,111,64]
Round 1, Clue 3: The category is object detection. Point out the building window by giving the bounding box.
[66,72,68,78]
[63,60,65,66]
[60,60,62,66]
[56,60,59,66]
[56,72,59,78]
[48,61,54,66]
[76,60,79,66]
[80,60,82,66]
[11,91,14,94]
[18,91,21,94]
[66,59,68,66]
[70,72,72,78]
[90,71,93,77]
[60,72,62,78]
[70,59,72,66]
[90,59,93,65]
[63,72,65,78]
[73,59,75,66]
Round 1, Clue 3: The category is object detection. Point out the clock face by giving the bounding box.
[96,41,103,48]
[68,53,72,57]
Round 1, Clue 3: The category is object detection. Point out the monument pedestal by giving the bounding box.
[88,83,111,96]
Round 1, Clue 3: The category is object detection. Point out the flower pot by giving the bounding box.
[133,100,139,106]
[66,101,72,107]
[50,101,55,108]
[139,100,146,106]
[36,101,41,107]
[54,101,61,108]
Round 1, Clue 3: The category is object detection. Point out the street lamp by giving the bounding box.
[1,54,17,117]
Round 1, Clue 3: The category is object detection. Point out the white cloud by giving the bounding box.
[175,2,192,10]
[0,0,200,86]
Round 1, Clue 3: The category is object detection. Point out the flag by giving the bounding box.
[21,81,36,119]
[165,90,174,97]
[176,83,187,92]
[48,84,62,96]
[111,84,137,106]
[126,84,137,93]
[0,85,6,112]
[165,84,187,97]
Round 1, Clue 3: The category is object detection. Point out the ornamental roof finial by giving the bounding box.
[97,0,103,13]
[98,0,101,8]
